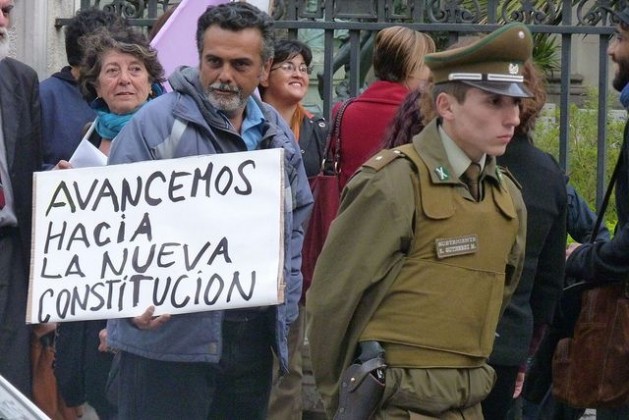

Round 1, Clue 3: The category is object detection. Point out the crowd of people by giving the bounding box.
[0,0,628,419]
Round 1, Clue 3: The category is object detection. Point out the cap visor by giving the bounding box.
[461,81,533,98]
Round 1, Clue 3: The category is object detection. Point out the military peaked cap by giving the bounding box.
[425,22,533,98]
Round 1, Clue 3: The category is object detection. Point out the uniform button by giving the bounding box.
[209,342,218,353]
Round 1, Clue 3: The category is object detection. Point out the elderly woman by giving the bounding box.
[259,38,328,420]
[79,27,165,155]
[54,26,164,419]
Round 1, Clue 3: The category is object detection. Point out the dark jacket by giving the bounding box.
[493,133,568,366]
[566,122,629,281]
[299,114,328,178]
[0,57,42,262]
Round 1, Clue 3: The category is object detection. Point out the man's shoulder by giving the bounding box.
[362,149,407,171]
[0,57,37,80]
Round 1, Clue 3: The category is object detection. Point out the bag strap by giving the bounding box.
[152,117,188,160]
[322,97,356,175]
[589,142,623,243]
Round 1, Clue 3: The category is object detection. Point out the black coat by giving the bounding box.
[299,114,328,178]
[493,133,568,366]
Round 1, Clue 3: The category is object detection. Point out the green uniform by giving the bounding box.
[306,119,526,417]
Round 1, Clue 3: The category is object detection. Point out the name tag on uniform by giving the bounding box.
[435,234,479,259]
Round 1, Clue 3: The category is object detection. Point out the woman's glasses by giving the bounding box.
[272,61,312,75]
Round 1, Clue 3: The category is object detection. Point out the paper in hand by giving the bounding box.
[69,121,107,168]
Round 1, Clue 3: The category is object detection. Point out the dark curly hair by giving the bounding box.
[196,2,275,62]
[78,27,165,103]
[516,60,547,137]
[65,8,126,67]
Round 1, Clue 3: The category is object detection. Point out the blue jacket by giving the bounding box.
[39,66,96,169]
[106,66,313,371]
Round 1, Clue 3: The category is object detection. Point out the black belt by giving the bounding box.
[0,225,18,239]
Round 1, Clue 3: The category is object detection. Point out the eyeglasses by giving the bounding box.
[272,62,312,75]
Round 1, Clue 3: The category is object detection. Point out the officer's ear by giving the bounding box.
[435,92,455,122]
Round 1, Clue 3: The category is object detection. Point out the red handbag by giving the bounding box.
[301,98,354,299]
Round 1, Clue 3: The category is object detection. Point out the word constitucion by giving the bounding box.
[36,160,261,322]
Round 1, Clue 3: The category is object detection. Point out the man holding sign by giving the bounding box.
[105,3,312,419]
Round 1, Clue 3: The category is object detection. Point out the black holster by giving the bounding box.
[334,341,387,420]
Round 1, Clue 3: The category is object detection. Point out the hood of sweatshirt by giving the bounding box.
[168,65,230,130]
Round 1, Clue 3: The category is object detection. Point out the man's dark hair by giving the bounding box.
[65,8,126,67]
[196,2,275,62]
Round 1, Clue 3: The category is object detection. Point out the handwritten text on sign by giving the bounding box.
[27,149,285,323]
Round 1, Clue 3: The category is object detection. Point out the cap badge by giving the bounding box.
[518,30,525,39]
[509,63,519,75]
[435,166,450,181]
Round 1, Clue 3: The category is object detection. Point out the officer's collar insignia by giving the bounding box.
[435,166,450,181]
[496,168,503,184]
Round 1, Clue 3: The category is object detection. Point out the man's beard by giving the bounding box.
[205,83,246,117]
[612,56,629,92]
[0,28,10,60]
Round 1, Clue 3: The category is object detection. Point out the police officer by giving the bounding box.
[307,23,531,419]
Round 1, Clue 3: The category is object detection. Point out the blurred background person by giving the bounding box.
[482,59,567,420]
[330,25,434,190]
[40,8,125,169]
[53,26,165,419]
[259,38,328,420]
[0,0,42,400]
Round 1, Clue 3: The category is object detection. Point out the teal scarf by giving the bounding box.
[91,82,164,139]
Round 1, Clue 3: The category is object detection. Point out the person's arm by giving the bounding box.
[566,183,610,242]
[566,223,629,282]
[306,160,414,415]
[284,143,313,325]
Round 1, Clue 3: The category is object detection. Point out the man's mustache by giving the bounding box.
[209,83,239,93]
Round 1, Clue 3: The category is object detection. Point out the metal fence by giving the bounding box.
[62,0,629,208]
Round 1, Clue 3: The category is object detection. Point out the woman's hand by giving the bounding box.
[53,160,73,170]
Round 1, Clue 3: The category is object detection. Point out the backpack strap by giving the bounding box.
[153,117,188,160]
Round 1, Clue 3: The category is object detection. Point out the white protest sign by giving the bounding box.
[0,375,49,420]
[27,149,285,324]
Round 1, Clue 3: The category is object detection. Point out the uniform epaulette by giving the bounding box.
[362,149,405,172]
[498,166,522,190]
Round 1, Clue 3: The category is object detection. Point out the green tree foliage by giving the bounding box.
[535,88,623,234]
